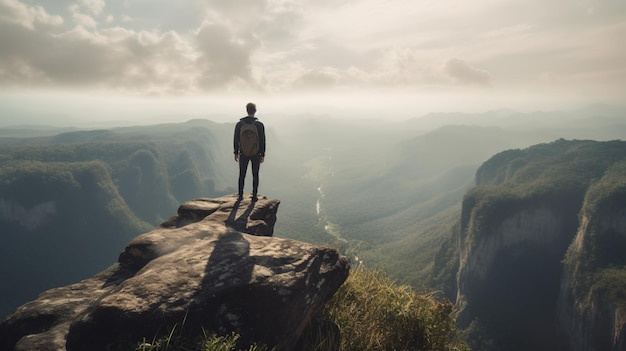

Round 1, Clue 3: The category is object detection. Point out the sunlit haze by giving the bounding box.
[1,0,625,126]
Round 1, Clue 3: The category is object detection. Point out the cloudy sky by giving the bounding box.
[0,0,625,125]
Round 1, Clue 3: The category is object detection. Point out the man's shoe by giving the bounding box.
[237,194,243,201]
[251,194,258,202]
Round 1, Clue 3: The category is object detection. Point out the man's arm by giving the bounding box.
[233,122,241,162]
[258,122,266,157]
[233,122,241,152]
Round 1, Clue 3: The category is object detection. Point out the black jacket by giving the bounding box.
[233,116,266,157]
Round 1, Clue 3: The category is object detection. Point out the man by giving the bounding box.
[233,102,266,201]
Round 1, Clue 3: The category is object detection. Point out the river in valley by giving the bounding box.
[310,149,362,267]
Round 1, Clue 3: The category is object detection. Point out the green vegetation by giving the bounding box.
[322,265,468,351]
[592,268,626,309]
[463,140,626,240]
[460,139,626,351]
[429,222,462,300]
[0,158,157,317]
[136,332,271,351]
[428,139,626,350]
[134,266,467,351]
[3,117,625,349]
[563,159,626,309]
[582,160,626,216]
[274,131,626,297]
[304,123,555,290]
[0,138,225,223]
[0,121,234,319]
[0,121,232,229]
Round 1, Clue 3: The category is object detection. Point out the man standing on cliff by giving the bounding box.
[233,102,266,202]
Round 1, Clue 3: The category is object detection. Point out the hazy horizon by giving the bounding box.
[1,0,625,128]
[1,90,623,129]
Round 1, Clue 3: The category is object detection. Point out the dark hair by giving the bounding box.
[246,102,256,115]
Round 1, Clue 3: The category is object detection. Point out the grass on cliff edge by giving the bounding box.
[136,265,468,351]
[320,264,468,351]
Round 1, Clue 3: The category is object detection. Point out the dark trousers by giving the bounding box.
[238,154,261,196]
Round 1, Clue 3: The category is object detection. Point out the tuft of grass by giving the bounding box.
[321,265,469,351]
[296,318,341,351]
[135,328,272,351]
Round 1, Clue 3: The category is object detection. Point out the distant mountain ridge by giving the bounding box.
[404,105,626,140]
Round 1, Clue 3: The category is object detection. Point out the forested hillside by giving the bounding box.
[0,120,233,318]
[299,107,626,293]
[317,124,571,288]
[431,139,626,351]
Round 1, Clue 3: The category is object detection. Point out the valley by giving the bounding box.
[1,105,625,351]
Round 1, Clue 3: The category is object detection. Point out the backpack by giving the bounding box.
[239,121,260,157]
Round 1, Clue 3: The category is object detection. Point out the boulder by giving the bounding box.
[0,195,350,351]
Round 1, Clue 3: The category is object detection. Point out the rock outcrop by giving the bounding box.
[0,195,350,351]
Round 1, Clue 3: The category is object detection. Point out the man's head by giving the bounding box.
[246,102,256,116]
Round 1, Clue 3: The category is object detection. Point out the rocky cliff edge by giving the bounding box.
[0,194,350,351]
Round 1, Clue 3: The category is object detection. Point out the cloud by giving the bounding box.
[194,21,258,90]
[202,0,268,25]
[80,0,105,15]
[372,48,441,86]
[292,67,340,90]
[72,13,97,29]
[301,48,445,89]
[0,1,264,93]
[0,19,199,93]
[255,1,303,44]
[444,58,491,85]
[69,0,105,16]
[0,0,622,100]
[0,0,63,30]
[68,0,105,29]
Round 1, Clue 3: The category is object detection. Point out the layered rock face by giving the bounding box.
[557,163,626,351]
[558,215,626,351]
[450,140,626,351]
[456,201,577,350]
[456,205,573,320]
[0,195,350,351]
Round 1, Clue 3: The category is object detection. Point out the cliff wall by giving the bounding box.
[450,140,626,351]
[557,161,626,351]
